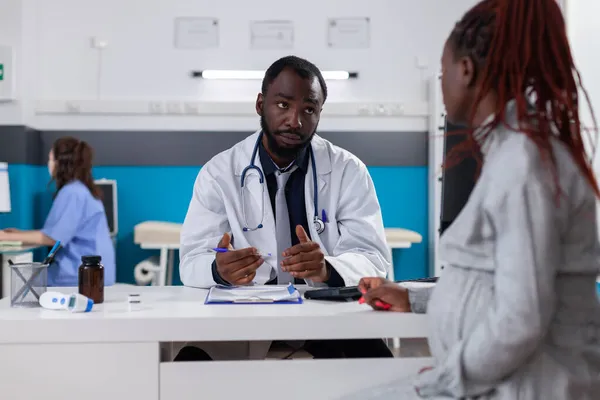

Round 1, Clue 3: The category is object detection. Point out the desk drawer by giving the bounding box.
[160,357,433,400]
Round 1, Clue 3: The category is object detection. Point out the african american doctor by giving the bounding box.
[176,55,393,361]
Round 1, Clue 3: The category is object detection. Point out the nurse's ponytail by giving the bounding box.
[50,137,101,199]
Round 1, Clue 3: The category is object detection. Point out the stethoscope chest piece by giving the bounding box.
[314,217,325,235]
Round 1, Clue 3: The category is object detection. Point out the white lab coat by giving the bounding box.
[175,130,391,360]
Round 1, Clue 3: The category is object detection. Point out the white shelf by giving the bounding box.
[34,99,429,118]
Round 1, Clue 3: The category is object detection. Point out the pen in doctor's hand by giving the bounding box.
[214,233,264,286]
[211,248,272,258]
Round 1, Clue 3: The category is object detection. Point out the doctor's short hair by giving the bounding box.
[261,55,328,103]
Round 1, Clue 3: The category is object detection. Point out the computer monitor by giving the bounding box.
[439,120,479,236]
[95,179,118,237]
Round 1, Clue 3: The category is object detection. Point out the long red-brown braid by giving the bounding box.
[444,0,600,202]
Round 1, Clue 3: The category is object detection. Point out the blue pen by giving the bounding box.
[43,241,62,265]
[321,209,328,223]
[211,247,272,257]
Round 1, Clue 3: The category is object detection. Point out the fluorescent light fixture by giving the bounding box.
[192,70,358,80]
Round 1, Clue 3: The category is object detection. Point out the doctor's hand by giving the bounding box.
[281,225,329,282]
[358,277,411,312]
[215,233,264,285]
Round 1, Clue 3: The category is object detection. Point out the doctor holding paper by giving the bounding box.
[177,55,393,361]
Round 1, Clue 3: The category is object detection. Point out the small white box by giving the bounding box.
[0,46,15,101]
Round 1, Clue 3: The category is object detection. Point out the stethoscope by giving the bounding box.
[241,132,327,235]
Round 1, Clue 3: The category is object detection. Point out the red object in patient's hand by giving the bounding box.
[358,296,391,310]
[375,301,391,310]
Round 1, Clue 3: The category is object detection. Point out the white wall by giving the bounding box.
[0,0,23,125]
[567,0,600,232]
[22,0,475,131]
[567,0,600,169]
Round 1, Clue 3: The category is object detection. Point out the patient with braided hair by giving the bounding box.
[345,0,600,398]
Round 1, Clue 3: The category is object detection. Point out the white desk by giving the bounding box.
[0,285,431,400]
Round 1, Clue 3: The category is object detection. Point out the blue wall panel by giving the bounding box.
[1,165,430,284]
[369,166,429,280]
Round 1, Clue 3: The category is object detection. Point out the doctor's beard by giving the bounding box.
[260,114,316,161]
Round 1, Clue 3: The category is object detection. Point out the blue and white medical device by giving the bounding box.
[39,291,94,313]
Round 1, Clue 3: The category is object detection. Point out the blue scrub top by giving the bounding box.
[41,180,116,287]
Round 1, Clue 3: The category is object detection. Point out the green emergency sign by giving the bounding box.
[0,64,3,81]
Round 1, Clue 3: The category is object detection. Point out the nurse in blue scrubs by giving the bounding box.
[0,137,116,287]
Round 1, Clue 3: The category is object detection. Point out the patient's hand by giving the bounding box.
[358,277,389,292]
[2,228,20,233]
[358,277,411,312]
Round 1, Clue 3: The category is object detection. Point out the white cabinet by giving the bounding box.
[160,358,433,400]
[0,342,159,400]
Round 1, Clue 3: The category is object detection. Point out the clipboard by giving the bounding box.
[204,283,304,305]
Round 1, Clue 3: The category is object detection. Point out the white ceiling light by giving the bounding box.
[194,70,357,80]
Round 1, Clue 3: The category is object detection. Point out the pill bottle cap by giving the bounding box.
[81,255,102,264]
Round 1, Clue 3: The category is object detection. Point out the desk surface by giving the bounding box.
[0,285,429,345]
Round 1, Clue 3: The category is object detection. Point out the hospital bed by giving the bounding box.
[133,221,423,287]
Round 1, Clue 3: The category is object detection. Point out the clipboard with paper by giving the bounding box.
[204,283,303,304]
